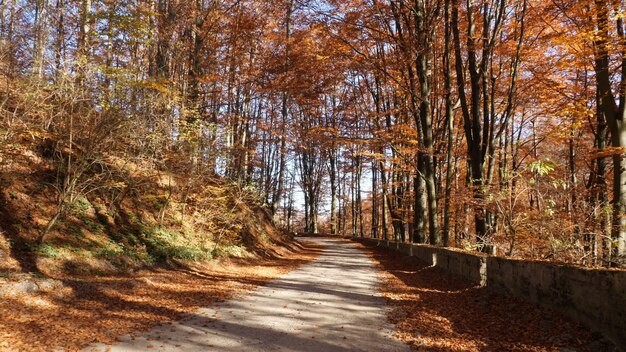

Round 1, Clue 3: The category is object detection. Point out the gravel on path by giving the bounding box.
[87,238,410,352]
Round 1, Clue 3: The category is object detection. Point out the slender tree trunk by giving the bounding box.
[452,0,488,245]
[351,167,357,237]
[381,159,390,240]
[272,0,294,222]
[54,0,64,80]
[593,91,609,266]
[329,148,338,235]
[442,0,454,247]
[414,155,427,243]
[356,155,364,238]
[76,0,91,85]
[33,0,49,79]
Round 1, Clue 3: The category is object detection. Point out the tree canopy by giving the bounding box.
[2,0,626,267]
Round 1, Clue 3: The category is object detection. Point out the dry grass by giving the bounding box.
[0,241,322,352]
[0,134,294,276]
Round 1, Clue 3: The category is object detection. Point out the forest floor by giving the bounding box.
[1,238,618,352]
[0,240,322,352]
[361,242,619,352]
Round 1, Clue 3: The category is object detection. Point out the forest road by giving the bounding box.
[86,238,410,352]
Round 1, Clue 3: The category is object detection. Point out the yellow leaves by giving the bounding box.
[407,139,419,146]
[361,151,385,159]
[612,9,626,21]
[105,181,127,189]
[137,80,175,95]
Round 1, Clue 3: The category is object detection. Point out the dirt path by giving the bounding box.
[87,238,409,352]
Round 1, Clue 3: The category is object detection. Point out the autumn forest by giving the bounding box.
[1,0,626,270]
[5,0,626,350]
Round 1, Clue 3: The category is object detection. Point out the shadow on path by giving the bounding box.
[87,238,410,352]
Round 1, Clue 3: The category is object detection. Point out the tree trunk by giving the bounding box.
[54,0,64,80]
[372,159,379,239]
[381,159,390,240]
[33,0,49,79]
[452,0,489,246]
[272,0,294,222]
[412,0,440,246]
[442,0,454,247]
[329,152,338,235]
[593,0,626,266]
[413,155,427,243]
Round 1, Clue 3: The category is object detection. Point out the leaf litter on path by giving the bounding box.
[360,244,617,352]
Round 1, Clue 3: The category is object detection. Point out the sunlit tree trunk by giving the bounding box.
[372,159,379,239]
[32,0,49,78]
[329,148,338,235]
[54,0,64,80]
[272,0,294,222]
[414,0,440,245]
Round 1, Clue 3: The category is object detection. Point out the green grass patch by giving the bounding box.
[143,228,212,261]
[142,195,168,211]
[0,271,12,278]
[69,197,92,215]
[35,243,61,258]
[212,244,248,258]
[95,242,124,261]
[94,240,154,267]
[82,217,105,233]
[35,243,93,260]
[66,223,84,238]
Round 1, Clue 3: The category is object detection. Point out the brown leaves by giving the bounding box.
[0,242,321,352]
[362,245,611,352]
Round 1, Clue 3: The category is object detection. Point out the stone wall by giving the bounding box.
[356,237,626,350]
[486,256,626,350]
